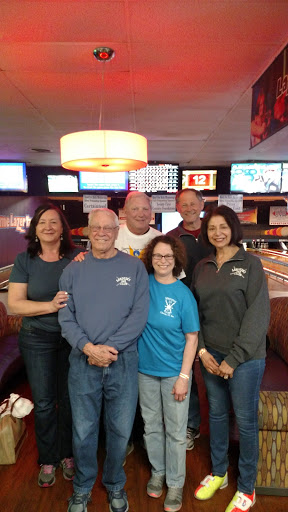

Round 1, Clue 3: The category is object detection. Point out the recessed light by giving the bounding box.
[30,148,52,153]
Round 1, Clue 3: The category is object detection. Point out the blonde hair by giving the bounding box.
[124,191,151,209]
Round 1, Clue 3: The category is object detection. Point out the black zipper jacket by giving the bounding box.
[192,246,270,369]
[167,221,211,287]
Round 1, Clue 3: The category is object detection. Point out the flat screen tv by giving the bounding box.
[128,164,179,193]
[230,163,282,193]
[182,169,217,191]
[48,174,79,193]
[161,210,205,234]
[281,163,288,193]
[0,162,27,192]
[79,171,128,191]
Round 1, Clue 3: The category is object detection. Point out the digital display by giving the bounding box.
[128,164,179,193]
[281,163,288,193]
[79,171,128,191]
[161,211,183,234]
[230,163,282,193]
[161,210,205,234]
[0,163,27,192]
[48,175,78,193]
[182,170,217,191]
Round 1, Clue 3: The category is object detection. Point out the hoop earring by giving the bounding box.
[35,235,38,242]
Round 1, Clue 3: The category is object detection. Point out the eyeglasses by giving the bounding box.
[152,253,174,261]
[89,225,118,234]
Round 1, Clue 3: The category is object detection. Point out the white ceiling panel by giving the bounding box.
[0,0,287,167]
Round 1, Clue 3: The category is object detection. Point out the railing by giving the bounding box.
[262,266,288,284]
[0,265,13,290]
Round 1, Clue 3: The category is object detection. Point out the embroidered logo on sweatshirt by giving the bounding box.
[160,297,176,317]
[230,266,246,278]
[116,276,131,286]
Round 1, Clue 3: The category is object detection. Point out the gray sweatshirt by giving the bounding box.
[59,250,149,354]
[192,246,270,369]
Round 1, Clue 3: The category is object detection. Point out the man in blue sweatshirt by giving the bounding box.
[59,208,149,512]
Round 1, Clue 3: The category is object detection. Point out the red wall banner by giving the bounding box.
[0,197,43,268]
[251,45,288,148]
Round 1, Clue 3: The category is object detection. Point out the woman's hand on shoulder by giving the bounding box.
[73,252,88,262]
[201,350,220,375]
[172,377,189,402]
[50,291,69,313]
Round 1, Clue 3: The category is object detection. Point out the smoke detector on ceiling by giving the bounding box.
[93,47,115,62]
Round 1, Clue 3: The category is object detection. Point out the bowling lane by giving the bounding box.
[249,249,288,295]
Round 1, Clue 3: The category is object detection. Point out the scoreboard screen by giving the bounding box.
[128,164,179,193]
[182,170,217,191]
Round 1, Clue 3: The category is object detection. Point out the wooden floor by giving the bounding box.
[1,372,288,512]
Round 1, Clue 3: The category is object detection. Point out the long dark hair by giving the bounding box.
[26,203,75,258]
[201,205,243,247]
[142,235,187,278]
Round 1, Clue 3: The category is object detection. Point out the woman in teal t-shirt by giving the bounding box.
[138,235,199,512]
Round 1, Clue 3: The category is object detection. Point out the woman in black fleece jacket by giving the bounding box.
[193,205,270,512]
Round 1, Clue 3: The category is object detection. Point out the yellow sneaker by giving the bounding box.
[194,473,228,500]
[225,490,256,512]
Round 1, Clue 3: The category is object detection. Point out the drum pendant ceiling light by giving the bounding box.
[60,48,148,173]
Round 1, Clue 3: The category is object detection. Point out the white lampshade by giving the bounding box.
[60,130,148,172]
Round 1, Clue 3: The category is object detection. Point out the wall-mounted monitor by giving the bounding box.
[230,162,282,193]
[128,164,179,193]
[281,163,288,193]
[0,162,27,192]
[161,210,205,234]
[79,171,128,191]
[48,174,79,193]
[182,169,217,191]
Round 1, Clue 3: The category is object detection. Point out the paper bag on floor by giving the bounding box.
[0,414,27,464]
[0,394,33,465]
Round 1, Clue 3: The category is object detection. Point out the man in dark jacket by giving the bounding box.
[167,188,211,450]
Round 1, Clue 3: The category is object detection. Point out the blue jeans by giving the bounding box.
[201,348,265,495]
[138,372,191,488]
[69,350,138,494]
[187,362,201,429]
[18,325,73,465]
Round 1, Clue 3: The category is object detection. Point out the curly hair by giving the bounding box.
[26,203,75,258]
[201,205,243,247]
[142,235,187,278]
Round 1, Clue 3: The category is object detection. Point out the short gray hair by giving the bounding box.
[124,191,151,209]
[88,208,119,227]
[175,188,204,203]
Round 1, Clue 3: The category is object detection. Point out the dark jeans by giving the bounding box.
[201,348,265,494]
[19,325,73,466]
[187,361,201,430]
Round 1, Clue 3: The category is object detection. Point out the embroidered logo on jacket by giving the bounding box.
[116,276,131,286]
[230,266,246,278]
[160,297,176,317]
